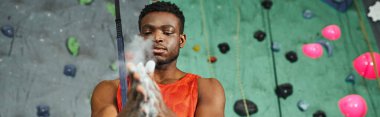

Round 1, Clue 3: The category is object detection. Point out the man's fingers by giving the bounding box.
[136,85,147,102]
[126,62,141,81]
[126,62,136,72]
[133,72,141,81]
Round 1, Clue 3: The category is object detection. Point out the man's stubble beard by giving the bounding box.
[156,49,180,66]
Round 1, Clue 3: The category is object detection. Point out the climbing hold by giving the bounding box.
[275,83,293,99]
[78,0,93,5]
[338,94,367,117]
[261,0,273,10]
[66,36,80,56]
[63,64,77,77]
[321,24,341,41]
[353,52,380,80]
[302,43,323,59]
[285,51,298,63]
[193,44,200,52]
[218,42,230,54]
[368,1,380,22]
[321,0,353,12]
[297,100,309,112]
[345,73,355,84]
[110,61,118,71]
[254,30,266,42]
[234,99,258,116]
[1,25,14,38]
[36,104,50,117]
[316,40,333,57]
[303,9,314,19]
[208,56,217,63]
[313,110,326,117]
[271,42,280,52]
[106,2,116,16]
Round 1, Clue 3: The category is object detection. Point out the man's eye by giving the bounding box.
[143,32,152,35]
[163,32,173,35]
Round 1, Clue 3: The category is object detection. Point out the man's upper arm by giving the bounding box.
[91,80,118,117]
[195,78,226,117]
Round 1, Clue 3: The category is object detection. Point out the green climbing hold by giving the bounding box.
[106,2,115,17]
[79,0,93,5]
[110,61,118,71]
[66,36,80,56]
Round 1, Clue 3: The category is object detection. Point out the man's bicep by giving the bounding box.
[91,80,118,117]
[195,78,226,117]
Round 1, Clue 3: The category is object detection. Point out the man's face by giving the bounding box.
[139,12,186,65]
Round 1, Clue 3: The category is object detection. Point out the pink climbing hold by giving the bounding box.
[338,94,367,117]
[302,43,323,59]
[353,52,380,80]
[321,24,341,41]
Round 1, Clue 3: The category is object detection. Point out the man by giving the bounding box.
[91,1,225,117]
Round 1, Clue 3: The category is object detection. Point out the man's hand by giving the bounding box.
[117,62,176,117]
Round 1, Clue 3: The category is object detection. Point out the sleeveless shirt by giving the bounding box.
[116,73,201,117]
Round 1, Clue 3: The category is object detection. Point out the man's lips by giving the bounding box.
[153,46,167,54]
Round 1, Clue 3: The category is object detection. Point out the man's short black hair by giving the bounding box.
[138,1,185,34]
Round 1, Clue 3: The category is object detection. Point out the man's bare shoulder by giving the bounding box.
[195,77,226,116]
[197,78,223,89]
[94,79,119,91]
[91,79,120,116]
[197,77,225,98]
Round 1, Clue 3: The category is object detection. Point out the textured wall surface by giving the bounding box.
[0,0,379,117]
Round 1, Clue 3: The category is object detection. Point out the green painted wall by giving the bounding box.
[168,0,380,116]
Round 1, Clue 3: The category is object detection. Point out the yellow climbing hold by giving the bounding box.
[193,44,200,52]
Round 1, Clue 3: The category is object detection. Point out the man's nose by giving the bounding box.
[153,31,164,43]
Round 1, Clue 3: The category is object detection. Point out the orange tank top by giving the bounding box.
[116,73,200,117]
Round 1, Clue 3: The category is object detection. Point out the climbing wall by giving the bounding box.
[0,0,148,116]
[171,0,380,116]
[0,0,379,117]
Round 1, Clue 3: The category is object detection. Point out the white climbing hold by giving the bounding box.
[368,1,380,22]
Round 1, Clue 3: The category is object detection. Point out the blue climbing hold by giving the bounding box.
[321,0,353,12]
[1,25,14,38]
[345,73,355,84]
[303,9,314,19]
[297,100,309,112]
[63,64,77,77]
[271,42,280,52]
[36,104,50,117]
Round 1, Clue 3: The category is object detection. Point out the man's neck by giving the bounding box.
[153,60,186,84]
